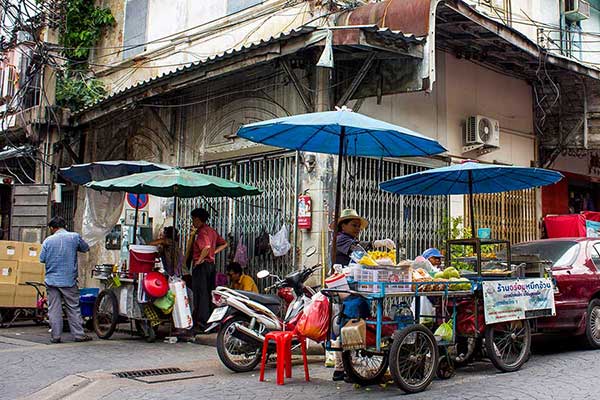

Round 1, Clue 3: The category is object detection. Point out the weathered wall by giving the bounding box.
[92,0,321,96]
[358,51,535,166]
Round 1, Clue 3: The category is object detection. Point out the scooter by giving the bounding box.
[207,250,319,373]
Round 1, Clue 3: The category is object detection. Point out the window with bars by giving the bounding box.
[464,188,538,244]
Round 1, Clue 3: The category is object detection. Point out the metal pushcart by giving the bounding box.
[323,244,549,394]
[91,265,171,342]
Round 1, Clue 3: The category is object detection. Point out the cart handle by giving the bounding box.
[320,288,369,299]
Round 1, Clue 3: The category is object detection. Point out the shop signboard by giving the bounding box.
[482,278,556,324]
[586,220,600,238]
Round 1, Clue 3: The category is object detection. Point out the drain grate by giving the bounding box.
[114,367,190,379]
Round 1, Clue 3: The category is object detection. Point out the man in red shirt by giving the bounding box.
[190,208,228,330]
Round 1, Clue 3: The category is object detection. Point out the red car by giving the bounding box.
[512,238,600,348]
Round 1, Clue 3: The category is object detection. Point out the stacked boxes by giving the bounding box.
[0,241,45,308]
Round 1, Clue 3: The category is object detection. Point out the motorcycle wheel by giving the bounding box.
[216,315,262,373]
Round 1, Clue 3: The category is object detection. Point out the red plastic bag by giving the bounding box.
[295,293,330,342]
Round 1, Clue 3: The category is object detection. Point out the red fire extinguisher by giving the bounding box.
[298,194,312,230]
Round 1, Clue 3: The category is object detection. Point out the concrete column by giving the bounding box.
[299,66,335,282]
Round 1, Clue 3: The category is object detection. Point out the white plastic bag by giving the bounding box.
[269,225,291,257]
[169,276,193,329]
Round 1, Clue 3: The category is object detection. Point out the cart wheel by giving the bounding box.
[484,319,531,373]
[342,349,389,386]
[389,324,439,393]
[93,290,118,339]
[436,355,455,380]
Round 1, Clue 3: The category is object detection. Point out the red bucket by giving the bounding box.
[129,245,158,276]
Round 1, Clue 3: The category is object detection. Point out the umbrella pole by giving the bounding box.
[173,195,178,276]
[133,197,140,244]
[330,126,346,271]
[468,171,476,238]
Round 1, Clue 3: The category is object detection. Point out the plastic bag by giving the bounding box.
[296,293,330,342]
[255,228,270,257]
[154,291,175,313]
[169,276,193,329]
[434,320,453,342]
[215,272,228,288]
[233,237,248,267]
[269,225,291,257]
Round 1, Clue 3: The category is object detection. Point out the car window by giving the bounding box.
[592,244,600,271]
[512,241,579,267]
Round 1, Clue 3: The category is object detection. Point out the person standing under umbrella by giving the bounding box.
[189,208,228,331]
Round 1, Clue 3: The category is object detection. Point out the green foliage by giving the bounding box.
[60,0,115,62]
[56,74,107,111]
[56,0,115,110]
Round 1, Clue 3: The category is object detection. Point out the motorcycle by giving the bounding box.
[207,250,319,373]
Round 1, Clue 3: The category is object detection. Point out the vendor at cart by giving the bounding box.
[330,208,371,383]
[332,208,371,267]
[149,226,182,276]
[422,247,443,271]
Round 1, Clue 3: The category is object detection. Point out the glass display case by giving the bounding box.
[446,238,512,277]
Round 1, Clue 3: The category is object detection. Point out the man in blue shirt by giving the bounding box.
[40,216,92,343]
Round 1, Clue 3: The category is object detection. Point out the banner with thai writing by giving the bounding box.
[482,278,556,324]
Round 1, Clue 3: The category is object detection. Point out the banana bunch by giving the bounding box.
[358,254,378,266]
[368,250,396,264]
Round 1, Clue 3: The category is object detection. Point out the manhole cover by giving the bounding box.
[114,367,190,379]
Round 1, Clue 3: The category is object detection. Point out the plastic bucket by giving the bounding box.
[79,288,99,317]
[129,245,158,275]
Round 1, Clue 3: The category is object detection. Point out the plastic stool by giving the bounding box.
[259,331,310,385]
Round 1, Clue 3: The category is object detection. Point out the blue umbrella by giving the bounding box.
[237,108,446,262]
[380,161,564,236]
[237,109,446,157]
[60,160,171,185]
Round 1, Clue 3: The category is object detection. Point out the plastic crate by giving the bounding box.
[354,267,412,293]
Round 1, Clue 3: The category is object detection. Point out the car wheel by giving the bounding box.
[585,299,600,349]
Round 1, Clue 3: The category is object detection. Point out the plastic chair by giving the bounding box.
[259,330,310,385]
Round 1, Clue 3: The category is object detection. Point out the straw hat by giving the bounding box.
[332,209,368,230]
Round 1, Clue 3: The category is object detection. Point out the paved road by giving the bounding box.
[0,324,598,400]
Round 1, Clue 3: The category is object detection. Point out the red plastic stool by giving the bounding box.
[259,331,310,385]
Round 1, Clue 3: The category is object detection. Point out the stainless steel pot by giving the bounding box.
[92,264,114,280]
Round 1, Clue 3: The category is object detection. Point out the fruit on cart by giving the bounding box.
[358,254,379,266]
[433,271,445,279]
[443,267,460,279]
[367,249,397,265]
[449,277,471,291]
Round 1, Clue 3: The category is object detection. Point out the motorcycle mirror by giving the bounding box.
[257,270,270,279]
[305,246,316,258]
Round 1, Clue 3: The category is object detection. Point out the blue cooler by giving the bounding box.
[79,288,99,317]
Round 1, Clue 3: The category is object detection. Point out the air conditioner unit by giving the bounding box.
[465,115,500,150]
[565,0,590,22]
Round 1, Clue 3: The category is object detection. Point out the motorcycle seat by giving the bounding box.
[237,290,280,305]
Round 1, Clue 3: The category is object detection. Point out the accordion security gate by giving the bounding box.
[178,153,297,288]
[342,157,448,260]
[178,153,447,290]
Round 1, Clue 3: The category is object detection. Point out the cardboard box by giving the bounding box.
[21,243,42,262]
[16,261,45,285]
[13,284,40,308]
[0,241,22,261]
[0,283,15,307]
[0,260,17,284]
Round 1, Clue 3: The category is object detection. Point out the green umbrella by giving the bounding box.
[86,168,261,263]
[85,168,262,198]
